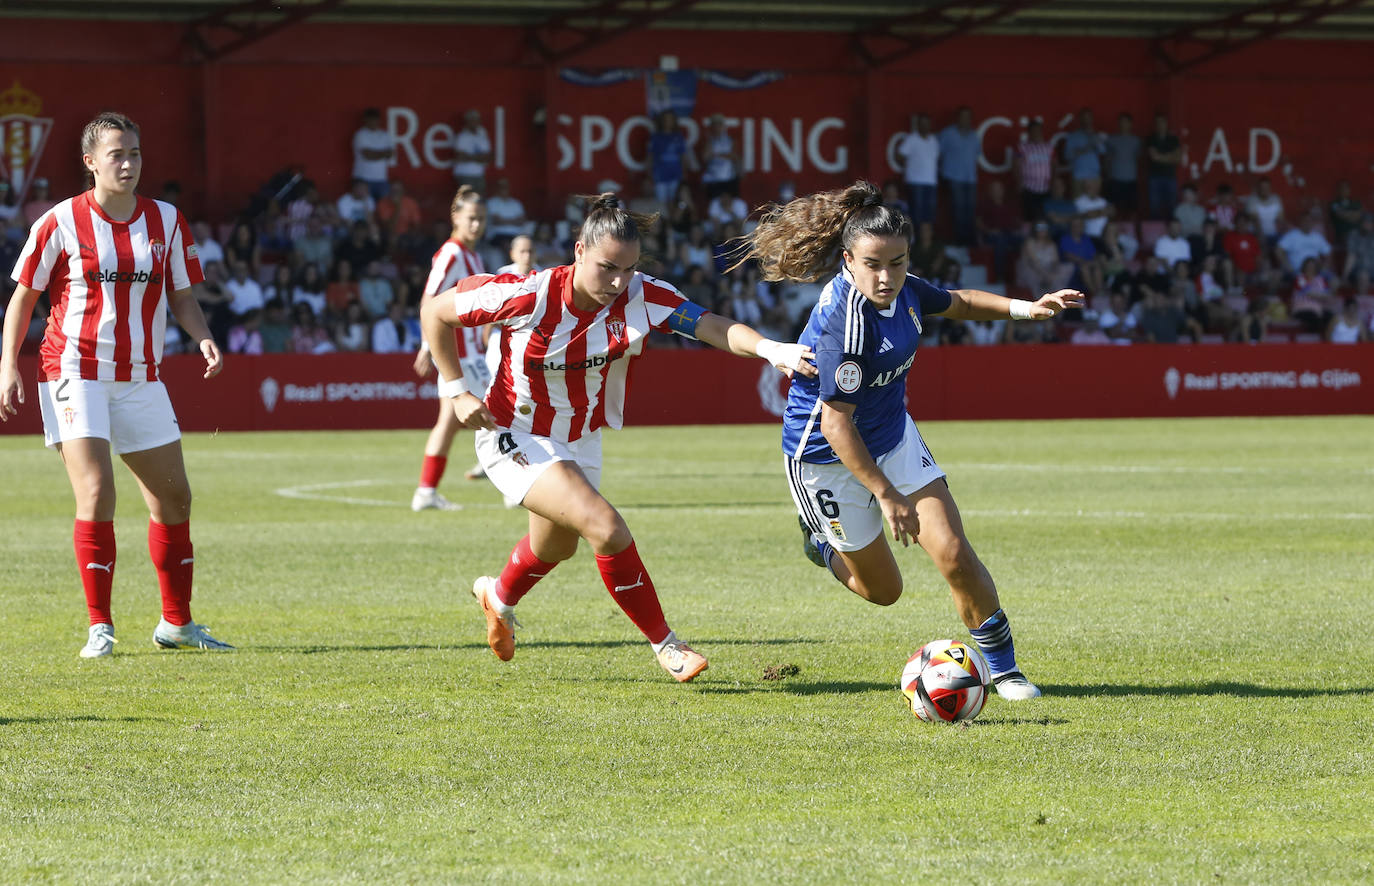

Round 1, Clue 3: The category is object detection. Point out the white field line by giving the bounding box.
[273,479,1372,521]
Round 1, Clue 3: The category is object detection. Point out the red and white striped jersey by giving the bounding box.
[450,264,693,442]
[12,192,202,383]
[424,237,486,359]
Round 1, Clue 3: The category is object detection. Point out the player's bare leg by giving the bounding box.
[829,540,904,606]
[912,478,1038,699]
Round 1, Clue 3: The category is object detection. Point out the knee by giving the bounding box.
[583,509,632,554]
[932,535,979,582]
[853,571,903,606]
[156,483,193,524]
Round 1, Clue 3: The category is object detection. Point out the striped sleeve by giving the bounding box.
[641,275,689,328]
[452,273,538,326]
[169,207,205,290]
[11,212,62,290]
[424,244,458,297]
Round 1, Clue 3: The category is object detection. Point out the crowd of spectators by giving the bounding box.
[3,105,1371,353]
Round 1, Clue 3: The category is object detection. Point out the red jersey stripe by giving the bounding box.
[71,195,104,379]
[110,220,135,381]
[525,269,568,438]
[142,201,168,380]
[16,213,58,287]
[561,309,592,442]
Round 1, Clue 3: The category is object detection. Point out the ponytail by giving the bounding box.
[450,184,483,214]
[732,181,912,282]
[577,191,659,249]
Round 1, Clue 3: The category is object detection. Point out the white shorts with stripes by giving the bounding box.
[474,426,602,507]
[785,416,945,552]
[38,378,181,455]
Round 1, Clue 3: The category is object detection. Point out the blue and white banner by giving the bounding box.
[644,69,697,119]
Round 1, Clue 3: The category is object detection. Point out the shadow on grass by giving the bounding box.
[0,715,157,726]
[1040,682,1373,699]
[695,680,892,696]
[257,637,816,655]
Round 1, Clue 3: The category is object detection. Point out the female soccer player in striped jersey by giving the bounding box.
[410,186,489,510]
[0,112,233,657]
[420,193,815,682]
[736,181,1082,699]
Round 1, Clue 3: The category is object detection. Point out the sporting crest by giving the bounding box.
[150,239,166,263]
[606,318,626,341]
[0,80,54,206]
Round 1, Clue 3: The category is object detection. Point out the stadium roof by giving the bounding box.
[7,0,1374,68]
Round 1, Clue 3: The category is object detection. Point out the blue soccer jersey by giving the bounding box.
[782,270,953,463]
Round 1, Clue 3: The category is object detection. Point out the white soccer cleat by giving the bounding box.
[463,462,488,480]
[153,619,235,652]
[993,671,1043,700]
[411,487,463,511]
[79,623,118,659]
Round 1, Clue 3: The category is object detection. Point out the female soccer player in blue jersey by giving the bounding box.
[736,181,1081,699]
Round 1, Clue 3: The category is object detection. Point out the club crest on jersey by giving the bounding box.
[63,407,75,426]
[607,318,626,341]
[511,451,530,468]
[828,520,846,541]
[835,360,862,394]
[908,307,923,333]
[150,239,165,263]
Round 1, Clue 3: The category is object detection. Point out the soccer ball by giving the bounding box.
[899,639,992,723]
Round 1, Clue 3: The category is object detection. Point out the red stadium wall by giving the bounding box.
[4,344,1369,438]
[1,19,1370,219]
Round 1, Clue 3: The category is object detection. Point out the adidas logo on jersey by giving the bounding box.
[877,337,894,354]
[86,268,164,286]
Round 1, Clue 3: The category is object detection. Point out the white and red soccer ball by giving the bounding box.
[899,639,992,723]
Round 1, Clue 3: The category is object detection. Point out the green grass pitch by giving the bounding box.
[2,417,1371,884]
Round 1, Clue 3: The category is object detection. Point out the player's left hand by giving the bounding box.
[760,341,818,379]
[199,338,224,379]
[1030,289,1085,319]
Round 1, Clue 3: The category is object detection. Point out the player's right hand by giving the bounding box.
[0,366,23,421]
[452,391,496,430]
[878,487,920,548]
[413,349,433,377]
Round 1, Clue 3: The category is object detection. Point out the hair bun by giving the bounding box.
[594,192,622,211]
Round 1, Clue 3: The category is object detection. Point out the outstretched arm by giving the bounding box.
[939,288,1084,322]
[693,312,817,378]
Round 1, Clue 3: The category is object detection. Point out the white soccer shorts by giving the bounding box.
[474,426,603,507]
[786,416,945,552]
[38,378,181,455]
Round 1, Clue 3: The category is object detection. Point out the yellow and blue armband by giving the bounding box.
[665,300,708,339]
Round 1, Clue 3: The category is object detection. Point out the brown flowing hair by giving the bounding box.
[731,180,912,282]
[576,192,660,249]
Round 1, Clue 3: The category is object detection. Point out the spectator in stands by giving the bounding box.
[1224,212,1263,287]
[264,263,294,306]
[376,180,422,248]
[1140,287,1201,344]
[1234,294,1272,343]
[1059,216,1102,295]
[1173,183,1206,237]
[371,299,419,353]
[1098,220,1131,292]
[227,308,264,355]
[1192,217,1236,294]
[1062,108,1104,196]
[336,178,376,226]
[681,223,713,277]
[1290,257,1334,332]
[938,105,980,245]
[483,176,528,253]
[496,234,539,276]
[285,179,321,241]
[22,177,55,228]
[706,186,748,235]
[1135,255,1172,305]
[334,300,370,352]
[1195,253,1232,330]
[1245,176,1285,241]
[0,182,17,229]
[336,219,383,278]
[1016,221,1072,295]
[260,298,292,354]
[1343,213,1374,282]
[1327,297,1369,343]
[1207,182,1240,231]
[1328,179,1363,244]
[531,220,566,269]
[1276,210,1332,275]
[452,109,492,194]
[196,260,233,344]
[292,262,327,317]
[881,181,909,218]
[710,221,742,277]
[1070,311,1112,345]
[224,222,260,275]
[896,112,940,224]
[352,108,395,200]
[699,113,742,201]
[293,212,333,274]
[1153,219,1191,269]
[627,176,662,217]
[936,260,962,292]
[259,197,293,255]
[159,180,181,206]
[1074,176,1113,241]
[191,221,224,267]
[668,181,699,240]
[1103,113,1141,218]
[1016,118,1054,222]
[289,302,334,354]
[225,260,266,319]
[326,258,361,315]
[1145,113,1182,219]
[358,260,394,318]
[975,179,1021,282]
[1099,290,1138,342]
[646,110,689,208]
[910,220,947,280]
[1041,176,1077,237]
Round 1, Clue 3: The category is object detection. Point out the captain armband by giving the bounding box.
[664,300,708,339]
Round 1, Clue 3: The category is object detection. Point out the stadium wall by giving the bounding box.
[4,344,1368,437]
[1,19,1370,219]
